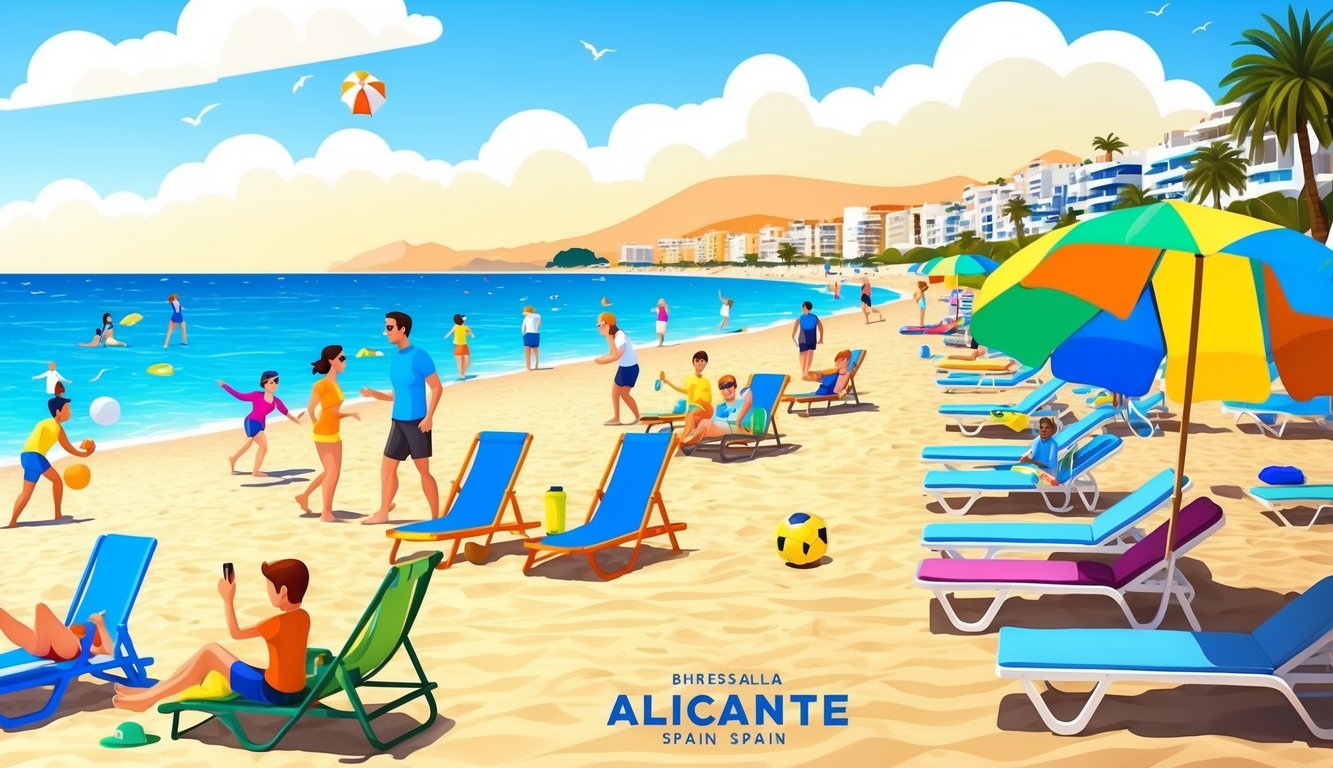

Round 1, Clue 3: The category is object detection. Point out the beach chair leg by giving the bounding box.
[957,419,985,437]
[439,539,462,569]
[932,491,980,516]
[1039,488,1074,514]
[1074,477,1100,511]
[1020,678,1110,736]
[933,589,1011,632]
[1308,505,1332,530]
[0,677,73,728]
[343,642,440,751]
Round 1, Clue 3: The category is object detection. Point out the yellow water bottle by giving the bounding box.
[545,486,567,535]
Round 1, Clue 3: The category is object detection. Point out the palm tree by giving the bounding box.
[776,242,798,272]
[1000,196,1033,246]
[1114,184,1159,209]
[1221,8,1333,242]
[1054,207,1082,230]
[1183,141,1249,209]
[1091,133,1128,163]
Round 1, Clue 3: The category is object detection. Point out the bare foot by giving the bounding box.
[320,514,336,523]
[228,457,237,474]
[251,471,269,478]
[361,515,391,525]
[603,418,621,426]
[53,514,66,522]
[295,495,311,514]
[114,682,142,695]
[113,694,154,713]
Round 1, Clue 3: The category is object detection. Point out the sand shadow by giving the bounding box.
[12,516,93,528]
[791,403,880,418]
[785,555,834,569]
[688,441,802,464]
[1155,422,1231,436]
[0,680,116,730]
[923,496,1100,519]
[299,509,368,523]
[392,540,531,568]
[1231,422,1333,440]
[524,544,695,582]
[996,687,1333,745]
[926,561,1293,636]
[171,710,455,759]
[240,469,315,488]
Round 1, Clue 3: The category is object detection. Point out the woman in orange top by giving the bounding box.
[113,559,311,711]
[295,345,359,522]
[0,604,113,661]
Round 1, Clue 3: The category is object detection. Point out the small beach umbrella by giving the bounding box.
[971,200,1333,622]
[919,254,1000,278]
[908,257,943,275]
[341,71,386,116]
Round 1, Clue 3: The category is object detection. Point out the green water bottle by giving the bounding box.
[545,486,567,534]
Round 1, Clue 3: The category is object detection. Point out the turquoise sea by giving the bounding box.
[0,273,897,461]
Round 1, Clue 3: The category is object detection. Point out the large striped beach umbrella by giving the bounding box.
[972,200,1333,621]
[341,71,387,116]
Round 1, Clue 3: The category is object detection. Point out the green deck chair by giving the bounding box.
[157,551,444,752]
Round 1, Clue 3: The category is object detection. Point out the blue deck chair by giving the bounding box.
[922,405,1115,469]
[0,534,156,730]
[684,372,791,462]
[937,378,1067,436]
[997,575,1333,737]
[921,469,1185,558]
[1221,394,1332,438]
[386,431,536,568]
[923,434,1124,515]
[1246,484,1333,529]
[937,366,1044,393]
[524,431,684,580]
[782,351,867,415]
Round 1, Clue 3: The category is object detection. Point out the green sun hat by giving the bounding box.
[99,721,161,749]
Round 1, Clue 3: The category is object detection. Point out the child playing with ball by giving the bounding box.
[8,396,96,529]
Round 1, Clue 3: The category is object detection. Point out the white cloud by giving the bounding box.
[0,0,442,109]
[0,2,1218,268]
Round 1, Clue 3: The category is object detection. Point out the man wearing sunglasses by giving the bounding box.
[359,311,443,524]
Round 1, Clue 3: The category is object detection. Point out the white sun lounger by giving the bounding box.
[1246,484,1333,529]
[1221,394,1332,438]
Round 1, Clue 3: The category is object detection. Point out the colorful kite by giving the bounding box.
[340,71,386,116]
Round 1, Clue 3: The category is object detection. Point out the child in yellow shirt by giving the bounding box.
[660,351,713,436]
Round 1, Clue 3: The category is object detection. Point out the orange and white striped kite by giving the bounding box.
[340,71,386,116]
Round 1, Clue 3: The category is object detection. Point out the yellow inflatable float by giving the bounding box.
[356,348,383,358]
[147,363,174,376]
[120,312,144,327]
[936,358,1018,372]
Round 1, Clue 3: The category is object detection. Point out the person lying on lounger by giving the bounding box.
[947,338,987,361]
[1016,416,1059,484]
[680,374,753,448]
[0,604,113,662]
[802,350,853,397]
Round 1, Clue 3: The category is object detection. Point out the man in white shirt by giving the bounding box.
[33,362,72,396]
[521,306,542,370]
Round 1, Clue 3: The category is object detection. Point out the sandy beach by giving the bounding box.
[3,268,1331,767]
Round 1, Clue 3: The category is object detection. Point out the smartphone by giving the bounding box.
[223,562,234,583]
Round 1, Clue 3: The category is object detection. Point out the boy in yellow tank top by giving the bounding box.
[9,397,96,528]
[659,350,714,436]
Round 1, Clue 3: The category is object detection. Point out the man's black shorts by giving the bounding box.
[384,419,432,460]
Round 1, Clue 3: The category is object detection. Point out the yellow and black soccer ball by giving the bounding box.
[776,512,827,565]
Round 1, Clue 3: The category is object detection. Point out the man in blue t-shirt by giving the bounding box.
[360,311,443,524]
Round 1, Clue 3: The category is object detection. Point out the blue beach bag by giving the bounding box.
[1259,466,1305,485]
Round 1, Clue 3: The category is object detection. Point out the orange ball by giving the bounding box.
[63,464,91,490]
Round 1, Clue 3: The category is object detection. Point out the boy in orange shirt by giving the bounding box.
[113,559,311,711]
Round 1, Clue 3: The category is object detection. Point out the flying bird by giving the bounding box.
[180,102,221,127]
[1145,3,1169,16]
[292,74,313,94]
[1192,21,1213,33]
[580,40,616,60]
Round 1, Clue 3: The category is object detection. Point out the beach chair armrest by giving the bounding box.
[306,647,334,675]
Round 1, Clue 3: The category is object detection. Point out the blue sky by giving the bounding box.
[0,0,1315,205]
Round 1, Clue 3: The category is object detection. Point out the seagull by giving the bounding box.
[1145,3,1169,16]
[579,40,615,60]
[180,102,221,127]
[1192,21,1212,33]
[292,74,313,94]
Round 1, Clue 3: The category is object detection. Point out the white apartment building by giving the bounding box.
[786,220,815,256]
[618,243,654,266]
[961,184,1022,242]
[813,221,841,258]
[725,233,756,262]
[841,207,885,259]
[757,225,784,262]
[656,238,696,264]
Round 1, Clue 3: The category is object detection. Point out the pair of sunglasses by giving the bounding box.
[385,325,397,332]
[337,354,347,362]
[719,382,736,390]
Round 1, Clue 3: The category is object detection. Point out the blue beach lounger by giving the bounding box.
[386,431,536,567]
[1221,394,1332,438]
[917,497,1223,633]
[524,431,685,580]
[922,405,1115,469]
[0,534,157,730]
[920,469,1185,558]
[923,434,1124,515]
[937,366,1044,394]
[996,575,1333,737]
[937,378,1067,436]
[782,351,866,415]
[1246,484,1333,529]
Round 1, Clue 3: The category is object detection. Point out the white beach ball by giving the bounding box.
[90,396,121,426]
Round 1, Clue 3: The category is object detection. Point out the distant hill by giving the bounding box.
[335,173,976,271]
